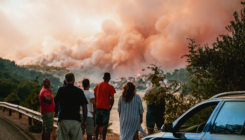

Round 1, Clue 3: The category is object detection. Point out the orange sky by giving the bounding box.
[0,0,243,77]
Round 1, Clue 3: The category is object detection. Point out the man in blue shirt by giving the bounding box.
[55,72,88,140]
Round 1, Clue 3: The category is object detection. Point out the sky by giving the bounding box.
[0,0,243,78]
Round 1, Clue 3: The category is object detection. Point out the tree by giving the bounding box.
[24,77,43,133]
[0,80,15,98]
[24,77,42,111]
[17,80,33,101]
[142,64,196,123]
[182,2,245,100]
[4,93,21,105]
[143,2,245,123]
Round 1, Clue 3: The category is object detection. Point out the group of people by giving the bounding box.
[39,72,165,140]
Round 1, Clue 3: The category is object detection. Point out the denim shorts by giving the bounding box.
[95,108,110,126]
[146,112,165,129]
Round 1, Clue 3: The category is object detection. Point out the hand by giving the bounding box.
[90,111,95,117]
[54,112,58,117]
[81,121,86,129]
[46,95,51,100]
[44,95,52,105]
[109,106,112,111]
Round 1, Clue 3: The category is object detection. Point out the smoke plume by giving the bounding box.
[0,0,243,79]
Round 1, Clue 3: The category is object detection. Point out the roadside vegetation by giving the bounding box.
[143,2,245,124]
[0,58,62,102]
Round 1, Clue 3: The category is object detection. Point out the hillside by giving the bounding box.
[0,58,62,101]
[23,64,190,91]
[23,65,69,81]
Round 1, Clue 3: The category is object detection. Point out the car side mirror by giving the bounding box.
[161,123,173,132]
[162,123,186,139]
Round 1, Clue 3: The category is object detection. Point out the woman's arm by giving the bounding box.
[140,114,143,124]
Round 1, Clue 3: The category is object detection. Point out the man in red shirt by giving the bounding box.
[94,72,116,140]
[39,78,55,140]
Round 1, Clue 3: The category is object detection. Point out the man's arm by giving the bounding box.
[42,95,52,106]
[109,94,114,111]
[140,114,143,124]
[94,92,96,105]
[54,88,61,115]
[90,98,96,117]
[82,105,87,128]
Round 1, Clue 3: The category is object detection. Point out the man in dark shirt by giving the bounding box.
[55,72,88,140]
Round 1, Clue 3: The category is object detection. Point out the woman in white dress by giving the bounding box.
[118,82,147,140]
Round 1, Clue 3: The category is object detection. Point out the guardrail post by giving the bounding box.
[9,110,12,116]
[2,107,5,112]
[19,113,22,119]
[28,117,32,125]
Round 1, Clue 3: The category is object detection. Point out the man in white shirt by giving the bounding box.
[80,79,96,140]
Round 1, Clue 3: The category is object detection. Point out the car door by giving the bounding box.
[202,101,245,140]
[155,101,220,140]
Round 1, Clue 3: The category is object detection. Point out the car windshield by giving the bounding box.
[177,102,218,133]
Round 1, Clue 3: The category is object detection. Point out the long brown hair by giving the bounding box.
[121,82,136,103]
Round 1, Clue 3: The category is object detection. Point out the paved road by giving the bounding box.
[0,115,35,140]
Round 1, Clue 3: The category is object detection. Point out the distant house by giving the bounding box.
[127,77,135,82]
[74,80,83,88]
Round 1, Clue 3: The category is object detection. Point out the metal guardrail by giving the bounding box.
[0,102,58,128]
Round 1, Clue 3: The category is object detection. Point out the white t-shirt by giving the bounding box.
[80,90,95,117]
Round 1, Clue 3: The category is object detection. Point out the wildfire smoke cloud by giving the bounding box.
[0,0,242,77]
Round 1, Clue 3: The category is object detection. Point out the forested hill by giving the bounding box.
[0,57,62,101]
[166,68,189,82]
[23,65,69,80]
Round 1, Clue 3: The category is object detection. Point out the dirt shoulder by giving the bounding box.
[0,108,120,140]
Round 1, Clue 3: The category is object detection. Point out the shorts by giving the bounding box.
[80,115,94,135]
[41,112,54,133]
[146,112,165,129]
[57,120,83,140]
[95,108,110,126]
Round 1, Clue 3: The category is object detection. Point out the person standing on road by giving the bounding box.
[118,82,147,140]
[39,78,55,140]
[80,79,96,140]
[55,72,88,140]
[93,72,116,140]
[143,76,165,135]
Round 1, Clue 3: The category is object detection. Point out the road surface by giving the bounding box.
[0,114,35,140]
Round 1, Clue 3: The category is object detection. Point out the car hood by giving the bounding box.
[141,131,165,140]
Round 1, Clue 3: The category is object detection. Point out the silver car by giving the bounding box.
[142,91,245,140]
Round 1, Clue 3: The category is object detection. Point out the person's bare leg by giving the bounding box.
[102,126,107,140]
[147,129,154,135]
[44,132,50,140]
[94,125,100,140]
[42,131,45,140]
[99,127,103,138]
[133,130,139,140]
[87,135,92,140]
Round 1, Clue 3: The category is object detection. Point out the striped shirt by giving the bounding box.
[118,94,147,140]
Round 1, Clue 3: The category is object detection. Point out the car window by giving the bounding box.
[177,102,218,133]
[212,102,245,135]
